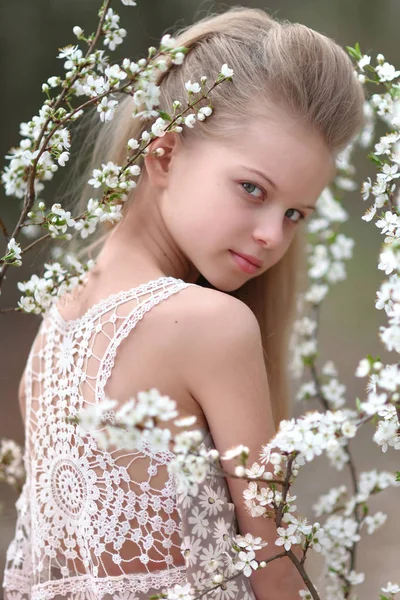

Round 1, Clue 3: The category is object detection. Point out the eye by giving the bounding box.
[285,208,305,224]
[241,182,264,200]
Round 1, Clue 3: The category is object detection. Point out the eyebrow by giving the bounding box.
[239,165,317,211]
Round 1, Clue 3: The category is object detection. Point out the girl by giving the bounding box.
[3,6,364,600]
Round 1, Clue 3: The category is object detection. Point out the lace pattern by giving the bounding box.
[3,275,256,600]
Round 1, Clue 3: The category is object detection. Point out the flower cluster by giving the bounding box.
[0,438,25,492]
[17,254,94,314]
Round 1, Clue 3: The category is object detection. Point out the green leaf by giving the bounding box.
[368,153,383,166]
[158,111,172,122]
[346,44,362,61]
[396,471,400,482]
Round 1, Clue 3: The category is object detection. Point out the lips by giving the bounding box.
[232,251,263,268]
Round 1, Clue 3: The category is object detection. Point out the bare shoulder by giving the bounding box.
[172,284,262,347]
[173,285,269,418]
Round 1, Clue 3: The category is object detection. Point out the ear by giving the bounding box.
[143,132,181,189]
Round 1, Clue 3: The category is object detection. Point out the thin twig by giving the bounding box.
[287,548,321,600]
[0,307,20,314]
[0,217,9,241]
[20,232,51,255]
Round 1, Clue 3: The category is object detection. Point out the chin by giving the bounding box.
[195,273,247,295]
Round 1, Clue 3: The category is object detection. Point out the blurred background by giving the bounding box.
[0,0,399,597]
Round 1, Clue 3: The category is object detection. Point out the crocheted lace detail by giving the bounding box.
[3,565,187,598]
[3,276,194,599]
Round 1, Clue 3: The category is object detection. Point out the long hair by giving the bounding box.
[67,6,365,426]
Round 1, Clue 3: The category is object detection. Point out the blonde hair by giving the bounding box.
[71,6,365,426]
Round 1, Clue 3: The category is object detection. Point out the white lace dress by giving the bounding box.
[3,275,256,600]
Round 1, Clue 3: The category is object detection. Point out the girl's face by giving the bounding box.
[158,116,336,291]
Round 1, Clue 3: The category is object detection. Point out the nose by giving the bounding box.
[252,211,285,250]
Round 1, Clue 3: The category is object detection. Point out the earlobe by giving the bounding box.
[144,132,179,189]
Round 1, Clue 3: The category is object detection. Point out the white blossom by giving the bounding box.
[275,525,298,551]
[97,97,118,122]
[376,62,400,82]
[235,550,258,577]
[185,80,201,94]
[220,64,234,78]
[184,114,197,128]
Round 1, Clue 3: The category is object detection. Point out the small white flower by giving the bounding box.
[381,582,400,594]
[355,358,370,378]
[358,55,371,71]
[151,117,168,137]
[220,445,249,461]
[184,114,197,128]
[166,582,194,600]
[275,525,298,551]
[364,511,387,534]
[235,550,258,577]
[7,238,22,260]
[105,64,127,82]
[58,152,70,167]
[57,44,79,59]
[185,80,201,94]
[220,63,234,78]
[127,138,139,150]
[172,52,185,65]
[97,97,118,122]
[361,177,372,200]
[376,62,400,82]
[161,34,175,49]
[141,131,151,142]
[362,204,376,222]
[341,422,357,438]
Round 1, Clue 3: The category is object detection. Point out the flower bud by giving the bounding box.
[38,202,46,210]
[73,26,83,37]
[235,466,246,477]
[172,52,185,65]
[47,76,59,87]
[127,138,139,150]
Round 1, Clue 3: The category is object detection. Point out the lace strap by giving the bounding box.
[49,275,183,331]
[96,279,193,403]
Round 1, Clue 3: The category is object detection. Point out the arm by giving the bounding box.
[180,289,306,600]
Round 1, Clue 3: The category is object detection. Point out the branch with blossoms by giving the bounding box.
[0,0,233,313]
[2,2,400,599]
